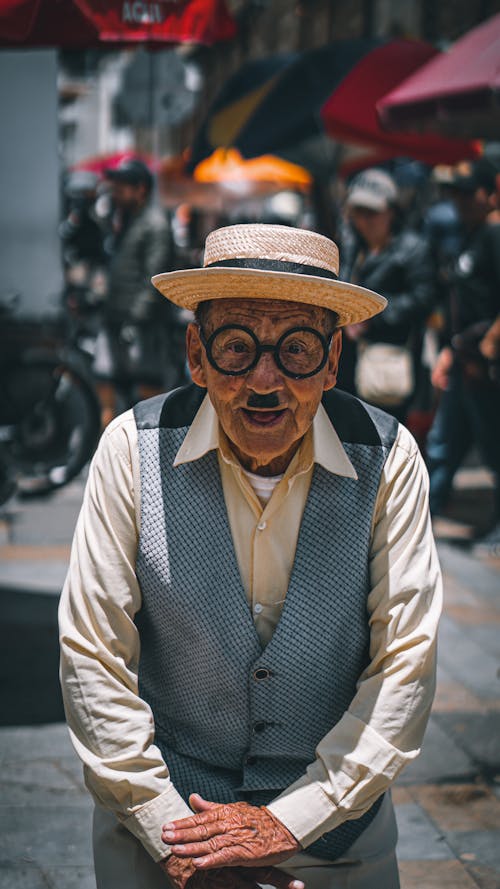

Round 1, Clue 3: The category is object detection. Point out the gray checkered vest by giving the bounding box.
[134,384,399,860]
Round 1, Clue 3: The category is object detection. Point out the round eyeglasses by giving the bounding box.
[199,324,334,380]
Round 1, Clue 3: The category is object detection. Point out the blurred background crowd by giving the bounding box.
[1,0,500,553]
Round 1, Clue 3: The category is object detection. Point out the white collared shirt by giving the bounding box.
[59,394,442,860]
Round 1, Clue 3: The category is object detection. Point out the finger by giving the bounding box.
[193,847,247,869]
[162,821,223,845]
[252,868,305,889]
[189,793,219,813]
[170,834,235,859]
[163,808,225,833]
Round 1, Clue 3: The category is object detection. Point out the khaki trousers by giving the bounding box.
[93,793,399,889]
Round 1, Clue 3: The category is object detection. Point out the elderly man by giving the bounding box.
[59,223,441,889]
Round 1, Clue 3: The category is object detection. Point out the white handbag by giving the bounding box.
[355,340,414,407]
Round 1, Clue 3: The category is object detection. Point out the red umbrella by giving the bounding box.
[320,39,480,166]
[377,14,500,140]
[0,0,236,47]
[71,150,157,175]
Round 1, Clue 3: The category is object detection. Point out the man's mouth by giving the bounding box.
[241,408,287,427]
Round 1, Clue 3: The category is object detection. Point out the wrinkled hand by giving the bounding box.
[160,857,303,889]
[162,794,301,870]
[160,851,197,889]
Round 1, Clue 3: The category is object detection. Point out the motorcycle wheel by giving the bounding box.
[0,355,101,497]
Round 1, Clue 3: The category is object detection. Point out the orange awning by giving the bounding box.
[194,148,312,190]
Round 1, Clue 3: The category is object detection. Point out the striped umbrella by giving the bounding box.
[189,39,479,173]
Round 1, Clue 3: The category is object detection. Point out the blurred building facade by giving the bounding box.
[58,0,500,168]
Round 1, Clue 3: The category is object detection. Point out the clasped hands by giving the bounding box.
[160,793,303,889]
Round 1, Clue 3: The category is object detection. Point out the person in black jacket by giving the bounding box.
[426,159,500,554]
[338,168,436,422]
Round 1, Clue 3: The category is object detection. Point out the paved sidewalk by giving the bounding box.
[0,468,499,889]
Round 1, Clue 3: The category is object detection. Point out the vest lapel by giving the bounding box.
[258,464,369,663]
[167,446,263,656]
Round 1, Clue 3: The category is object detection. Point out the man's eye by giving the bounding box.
[225,340,251,354]
[284,341,307,355]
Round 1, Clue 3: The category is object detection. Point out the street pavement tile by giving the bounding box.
[441,571,487,607]
[395,802,454,860]
[397,717,474,785]
[408,783,500,831]
[0,724,71,762]
[445,602,500,627]
[432,678,500,713]
[444,830,500,869]
[41,866,96,889]
[439,544,500,604]
[464,862,500,889]
[392,786,413,805]
[0,761,90,808]
[0,544,72,561]
[433,712,500,772]
[465,623,500,659]
[0,806,93,867]
[398,859,480,888]
[0,866,50,889]
[0,559,68,593]
[437,616,500,699]
[7,496,81,547]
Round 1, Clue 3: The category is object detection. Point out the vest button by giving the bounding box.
[253,668,270,681]
[245,755,257,765]
[253,721,267,733]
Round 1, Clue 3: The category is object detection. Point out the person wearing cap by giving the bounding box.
[95,158,178,426]
[426,158,500,554]
[59,223,441,889]
[339,167,436,420]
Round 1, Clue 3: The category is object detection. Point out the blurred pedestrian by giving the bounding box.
[426,158,500,554]
[60,170,108,342]
[95,158,180,427]
[338,168,436,423]
[60,170,107,270]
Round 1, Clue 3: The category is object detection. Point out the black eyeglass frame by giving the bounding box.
[198,323,335,380]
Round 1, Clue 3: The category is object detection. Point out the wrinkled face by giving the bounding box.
[187,298,342,475]
[349,205,393,247]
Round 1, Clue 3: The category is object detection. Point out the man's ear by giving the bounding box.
[186,322,207,388]
[323,330,342,392]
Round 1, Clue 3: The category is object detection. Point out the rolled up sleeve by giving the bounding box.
[58,412,192,862]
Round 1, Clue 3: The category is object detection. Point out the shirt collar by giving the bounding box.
[173,393,357,480]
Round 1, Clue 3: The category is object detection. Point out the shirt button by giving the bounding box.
[257,521,267,531]
[253,668,270,681]
[254,603,263,615]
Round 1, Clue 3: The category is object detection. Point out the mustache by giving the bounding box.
[246,392,281,409]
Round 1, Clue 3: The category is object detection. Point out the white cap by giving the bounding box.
[347,168,398,211]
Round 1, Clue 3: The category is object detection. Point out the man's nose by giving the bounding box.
[245,350,284,392]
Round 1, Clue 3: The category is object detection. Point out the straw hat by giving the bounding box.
[152,223,387,326]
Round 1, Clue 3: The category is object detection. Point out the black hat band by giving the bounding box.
[204,257,338,280]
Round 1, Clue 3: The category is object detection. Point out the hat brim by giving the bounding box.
[152,266,387,327]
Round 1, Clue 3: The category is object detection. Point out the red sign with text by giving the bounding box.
[0,0,236,45]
